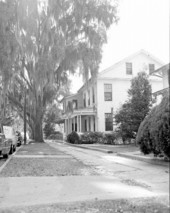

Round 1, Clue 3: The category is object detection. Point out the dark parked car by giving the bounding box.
[0,133,13,158]
[16,131,23,146]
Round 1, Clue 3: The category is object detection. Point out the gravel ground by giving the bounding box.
[16,142,66,155]
[0,197,169,213]
[0,157,98,177]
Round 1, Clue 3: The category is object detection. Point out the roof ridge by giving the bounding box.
[99,49,165,76]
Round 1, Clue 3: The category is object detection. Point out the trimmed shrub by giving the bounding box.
[77,132,97,144]
[103,133,116,145]
[77,132,118,145]
[136,93,170,158]
[93,132,105,143]
[67,131,80,144]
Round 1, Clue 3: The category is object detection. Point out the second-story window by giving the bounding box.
[88,90,90,106]
[126,62,132,75]
[92,87,95,104]
[104,84,112,101]
[72,100,78,109]
[83,93,86,107]
[149,64,155,74]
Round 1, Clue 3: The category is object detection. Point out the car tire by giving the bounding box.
[13,146,16,152]
[3,153,8,159]
[9,145,13,154]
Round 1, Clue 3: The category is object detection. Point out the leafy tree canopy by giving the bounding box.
[115,72,153,141]
[0,0,118,141]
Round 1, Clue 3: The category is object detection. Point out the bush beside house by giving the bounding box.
[136,93,170,158]
[66,131,124,145]
[67,131,80,144]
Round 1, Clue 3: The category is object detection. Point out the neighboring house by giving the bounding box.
[151,63,170,104]
[61,50,164,134]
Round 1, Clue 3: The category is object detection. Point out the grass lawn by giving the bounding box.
[16,142,66,155]
[0,197,169,213]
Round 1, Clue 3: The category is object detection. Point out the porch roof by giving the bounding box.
[61,107,96,119]
[151,63,170,78]
[152,87,169,97]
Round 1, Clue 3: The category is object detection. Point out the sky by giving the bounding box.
[70,0,169,93]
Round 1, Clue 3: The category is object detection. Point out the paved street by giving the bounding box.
[47,141,169,197]
[0,141,169,212]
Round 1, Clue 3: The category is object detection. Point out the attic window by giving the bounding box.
[126,62,132,75]
[149,64,155,74]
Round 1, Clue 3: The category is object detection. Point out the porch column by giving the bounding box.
[69,118,71,133]
[71,118,73,132]
[73,117,75,131]
[80,115,82,132]
[87,117,89,131]
[68,118,69,134]
[65,119,67,134]
[77,116,79,132]
[91,116,94,132]
[95,116,98,131]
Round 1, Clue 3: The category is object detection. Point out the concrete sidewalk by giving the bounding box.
[63,142,169,167]
[0,176,161,208]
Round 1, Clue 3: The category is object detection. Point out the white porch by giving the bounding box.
[64,109,97,135]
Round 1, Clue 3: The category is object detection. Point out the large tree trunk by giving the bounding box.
[33,107,44,142]
[34,120,43,142]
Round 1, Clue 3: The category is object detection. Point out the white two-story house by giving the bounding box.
[61,50,164,135]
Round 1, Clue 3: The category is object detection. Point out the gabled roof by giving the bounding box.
[60,93,77,102]
[77,77,96,93]
[98,49,165,77]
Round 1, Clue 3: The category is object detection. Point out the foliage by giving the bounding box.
[77,131,118,144]
[43,103,62,138]
[104,133,116,144]
[47,131,63,140]
[115,72,152,141]
[78,132,97,144]
[136,92,170,158]
[43,122,55,139]
[0,0,118,142]
[67,131,80,144]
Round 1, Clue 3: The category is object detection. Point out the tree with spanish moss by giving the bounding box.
[0,0,118,141]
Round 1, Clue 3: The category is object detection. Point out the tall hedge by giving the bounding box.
[115,72,152,141]
[136,92,170,157]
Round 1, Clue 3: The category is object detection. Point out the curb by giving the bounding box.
[56,140,169,167]
[64,142,113,154]
[117,153,169,167]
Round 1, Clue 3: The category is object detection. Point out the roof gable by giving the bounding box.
[98,49,165,77]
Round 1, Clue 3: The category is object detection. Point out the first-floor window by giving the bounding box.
[89,117,91,131]
[85,119,87,132]
[105,113,113,131]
